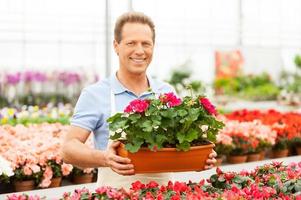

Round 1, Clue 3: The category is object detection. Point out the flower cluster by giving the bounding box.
[108,93,224,152]
[0,104,72,125]
[7,161,301,200]
[0,123,94,188]
[217,117,277,155]
[1,70,99,107]
[124,99,150,113]
[225,109,301,151]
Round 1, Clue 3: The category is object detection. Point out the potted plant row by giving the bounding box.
[108,92,224,173]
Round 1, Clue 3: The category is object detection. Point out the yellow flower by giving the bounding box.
[7,108,15,117]
[1,117,8,124]
[33,106,39,112]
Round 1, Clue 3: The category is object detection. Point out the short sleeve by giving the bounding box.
[157,82,178,95]
[70,88,103,132]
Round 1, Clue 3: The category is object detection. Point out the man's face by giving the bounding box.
[114,23,154,76]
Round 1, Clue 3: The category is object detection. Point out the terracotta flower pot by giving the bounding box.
[72,173,93,184]
[259,151,266,160]
[296,147,301,155]
[117,143,214,173]
[227,155,247,164]
[49,177,62,188]
[247,153,261,162]
[14,180,35,192]
[271,149,289,158]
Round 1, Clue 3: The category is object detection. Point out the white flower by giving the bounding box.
[0,156,14,177]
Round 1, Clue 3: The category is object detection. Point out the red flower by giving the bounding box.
[124,99,149,113]
[146,181,159,189]
[216,167,223,175]
[131,181,145,191]
[159,92,182,107]
[173,181,188,193]
[199,97,217,115]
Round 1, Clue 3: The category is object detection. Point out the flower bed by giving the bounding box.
[224,109,301,153]
[0,104,72,125]
[0,123,95,189]
[6,161,301,199]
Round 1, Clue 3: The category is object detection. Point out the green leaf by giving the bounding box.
[295,182,301,192]
[140,120,153,132]
[176,141,190,151]
[186,129,198,142]
[177,109,188,117]
[161,109,177,119]
[129,113,141,123]
[176,131,185,143]
[107,113,123,123]
[125,141,143,153]
[218,176,225,182]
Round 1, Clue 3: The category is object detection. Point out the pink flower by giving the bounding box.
[159,93,181,107]
[23,165,33,176]
[61,163,73,176]
[124,99,149,113]
[199,97,217,115]
[39,177,51,188]
[29,164,40,173]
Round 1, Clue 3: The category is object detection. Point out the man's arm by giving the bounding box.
[61,125,135,175]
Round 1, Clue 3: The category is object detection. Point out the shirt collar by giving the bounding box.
[110,72,160,95]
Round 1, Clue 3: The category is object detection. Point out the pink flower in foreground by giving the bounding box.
[159,93,182,107]
[199,97,217,115]
[124,99,149,113]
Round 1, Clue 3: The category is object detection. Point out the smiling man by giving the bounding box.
[61,12,217,189]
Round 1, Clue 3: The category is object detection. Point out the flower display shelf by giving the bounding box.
[117,143,214,173]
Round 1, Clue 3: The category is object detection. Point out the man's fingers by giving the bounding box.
[206,158,217,165]
[112,154,132,164]
[110,161,134,171]
[204,164,214,170]
[110,141,121,149]
[209,151,217,158]
[112,168,135,176]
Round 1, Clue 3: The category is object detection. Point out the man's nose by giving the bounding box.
[134,43,144,54]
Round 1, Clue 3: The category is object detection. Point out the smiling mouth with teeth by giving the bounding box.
[130,58,146,63]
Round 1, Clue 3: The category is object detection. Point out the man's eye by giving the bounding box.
[127,42,134,46]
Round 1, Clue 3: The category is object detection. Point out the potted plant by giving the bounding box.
[71,167,96,184]
[214,132,233,166]
[13,165,42,192]
[108,92,224,173]
[226,135,249,164]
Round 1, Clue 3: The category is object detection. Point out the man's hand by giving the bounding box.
[104,141,135,175]
[204,150,217,170]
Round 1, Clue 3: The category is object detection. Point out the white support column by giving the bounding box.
[105,0,111,77]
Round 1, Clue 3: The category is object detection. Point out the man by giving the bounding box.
[61,11,217,189]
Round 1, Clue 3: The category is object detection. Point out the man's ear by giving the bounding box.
[113,40,119,55]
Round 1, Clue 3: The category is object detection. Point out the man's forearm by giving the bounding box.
[61,139,107,168]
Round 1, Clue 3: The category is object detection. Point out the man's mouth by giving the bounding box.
[130,57,146,64]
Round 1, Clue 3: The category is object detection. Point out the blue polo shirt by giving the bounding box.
[70,74,176,150]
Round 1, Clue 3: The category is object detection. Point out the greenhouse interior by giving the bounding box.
[0,0,301,199]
